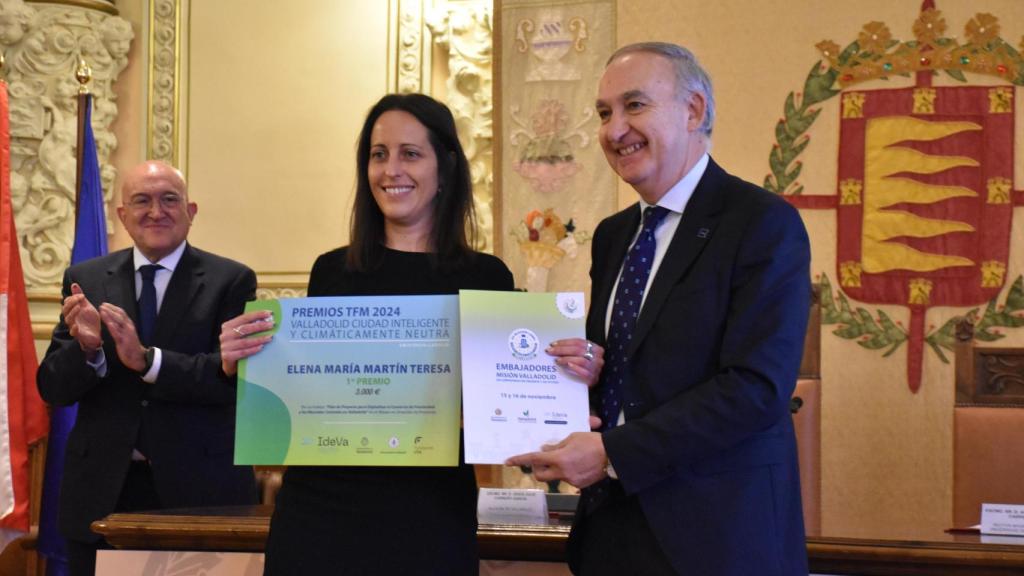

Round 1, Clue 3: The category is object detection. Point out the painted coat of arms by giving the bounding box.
[768,1,1024,391]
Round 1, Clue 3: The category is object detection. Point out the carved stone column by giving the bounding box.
[393,0,429,94]
[148,0,177,165]
[1,0,132,294]
[428,1,494,253]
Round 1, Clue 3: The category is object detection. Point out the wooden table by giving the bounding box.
[93,506,1024,575]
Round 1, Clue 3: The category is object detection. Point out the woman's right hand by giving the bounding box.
[220,310,275,376]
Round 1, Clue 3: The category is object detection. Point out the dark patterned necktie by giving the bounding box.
[137,264,162,346]
[598,206,670,431]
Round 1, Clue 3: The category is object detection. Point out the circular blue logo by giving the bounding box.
[509,328,540,360]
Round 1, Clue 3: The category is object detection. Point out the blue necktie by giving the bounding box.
[137,264,161,346]
[599,206,670,432]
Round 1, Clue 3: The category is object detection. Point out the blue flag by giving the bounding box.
[38,94,107,576]
[70,96,107,264]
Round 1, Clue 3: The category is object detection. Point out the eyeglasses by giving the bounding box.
[126,193,183,212]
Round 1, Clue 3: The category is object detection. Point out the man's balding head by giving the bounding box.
[116,161,197,262]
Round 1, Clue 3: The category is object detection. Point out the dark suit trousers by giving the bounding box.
[576,481,678,576]
[67,460,160,576]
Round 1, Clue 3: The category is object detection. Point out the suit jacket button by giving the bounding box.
[141,400,149,407]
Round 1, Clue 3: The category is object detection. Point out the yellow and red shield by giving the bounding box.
[836,84,1015,390]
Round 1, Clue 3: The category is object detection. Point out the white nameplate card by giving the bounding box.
[477,488,548,526]
[981,503,1024,536]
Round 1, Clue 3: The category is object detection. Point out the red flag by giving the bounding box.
[0,79,49,532]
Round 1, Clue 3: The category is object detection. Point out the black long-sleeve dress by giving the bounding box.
[263,246,514,575]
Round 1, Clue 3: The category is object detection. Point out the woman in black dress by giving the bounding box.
[220,93,513,575]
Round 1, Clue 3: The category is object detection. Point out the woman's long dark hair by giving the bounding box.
[347,93,476,272]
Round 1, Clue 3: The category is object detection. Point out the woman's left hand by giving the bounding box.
[219,310,275,376]
[547,337,604,387]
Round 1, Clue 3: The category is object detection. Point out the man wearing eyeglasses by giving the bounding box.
[37,160,258,576]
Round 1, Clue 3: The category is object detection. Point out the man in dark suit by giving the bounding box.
[37,160,257,576]
[508,42,810,575]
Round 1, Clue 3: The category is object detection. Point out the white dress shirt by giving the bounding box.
[604,153,709,430]
[87,241,188,383]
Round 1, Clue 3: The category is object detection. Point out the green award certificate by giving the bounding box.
[235,295,461,466]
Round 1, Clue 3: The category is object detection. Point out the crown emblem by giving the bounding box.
[817,8,1024,88]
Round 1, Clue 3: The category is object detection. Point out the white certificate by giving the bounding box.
[459,290,590,464]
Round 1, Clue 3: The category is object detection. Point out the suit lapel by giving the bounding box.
[590,207,641,343]
[153,245,203,346]
[103,250,138,324]
[629,159,727,356]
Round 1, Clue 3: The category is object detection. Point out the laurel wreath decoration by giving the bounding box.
[819,273,1024,363]
[763,44,848,195]
[923,275,1024,363]
[819,272,908,356]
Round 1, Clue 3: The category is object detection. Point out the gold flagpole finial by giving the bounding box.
[76,58,92,94]
[0,51,6,74]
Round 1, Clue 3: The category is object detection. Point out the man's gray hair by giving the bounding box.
[607,42,715,137]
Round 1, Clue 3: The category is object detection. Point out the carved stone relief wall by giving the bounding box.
[255,285,307,301]
[428,1,494,252]
[0,0,132,293]
[254,273,308,301]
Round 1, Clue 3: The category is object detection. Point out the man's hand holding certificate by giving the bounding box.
[459,290,591,464]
